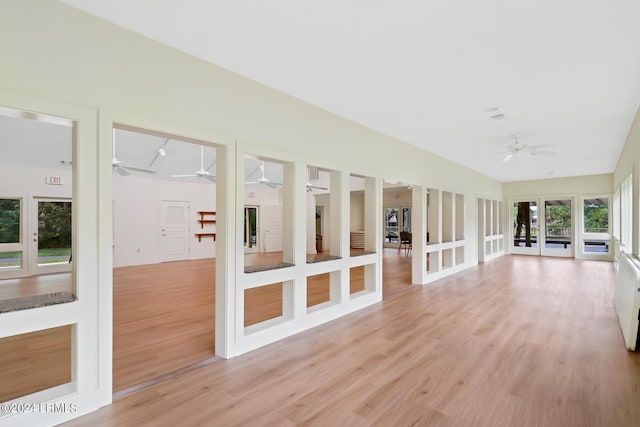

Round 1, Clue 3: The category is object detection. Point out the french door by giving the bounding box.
[28,197,73,275]
[511,197,574,257]
[541,198,574,257]
[383,207,411,249]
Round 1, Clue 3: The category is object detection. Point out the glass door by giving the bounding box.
[511,200,540,255]
[383,208,399,247]
[0,198,23,277]
[383,207,412,249]
[244,206,259,253]
[29,198,72,275]
[541,198,573,257]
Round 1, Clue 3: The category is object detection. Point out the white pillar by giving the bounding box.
[412,185,427,284]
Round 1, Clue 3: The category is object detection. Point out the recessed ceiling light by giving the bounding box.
[490,113,506,120]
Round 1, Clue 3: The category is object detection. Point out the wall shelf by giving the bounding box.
[196,211,216,241]
[197,211,217,229]
[195,233,216,242]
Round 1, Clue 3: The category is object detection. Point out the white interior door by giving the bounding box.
[159,200,190,262]
[262,204,283,253]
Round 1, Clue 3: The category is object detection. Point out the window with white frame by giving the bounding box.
[582,197,610,255]
[612,188,620,240]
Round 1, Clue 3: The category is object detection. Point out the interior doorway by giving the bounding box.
[111,125,217,395]
[244,206,259,253]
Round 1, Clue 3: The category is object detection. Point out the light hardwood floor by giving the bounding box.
[113,259,216,391]
[64,255,640,427]
[1,249,411,400]
[0,325,72,403]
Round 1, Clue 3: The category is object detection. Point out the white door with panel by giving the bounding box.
[262,204,283,253]
[159,200,190,262]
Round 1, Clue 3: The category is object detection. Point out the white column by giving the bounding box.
[214,143,234,358]
[364,176,381,293]
[412,185,427,284]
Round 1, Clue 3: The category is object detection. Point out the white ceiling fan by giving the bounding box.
[171,145,216,181]
[306,167,328,192]
[502,137,555,163]
[306,182,328,192]
[147,138,170,168]
[112,130,157,176]
[246,160,282,188]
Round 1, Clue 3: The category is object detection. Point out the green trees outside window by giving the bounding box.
[0,199,20,243]
[584,198,609,233]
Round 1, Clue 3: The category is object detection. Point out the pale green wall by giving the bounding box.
[0,1,502,198]
[504,174,613,197]
[614,106,640,188]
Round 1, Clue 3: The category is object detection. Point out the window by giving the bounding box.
[583,198,608,233]
[613,189,620,239]
[384,208,399,243]
[0,198,21,269]
[0,198,21,244]
[582,197,610,254]
[620,175,633,251]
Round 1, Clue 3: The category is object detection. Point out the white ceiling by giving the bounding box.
[59,1,640,181]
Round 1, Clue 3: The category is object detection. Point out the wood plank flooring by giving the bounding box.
[64,255,640,427]
[114,250,408,390]
[113,259,216,392]
[0,249,410,401]
[0,325,71,403]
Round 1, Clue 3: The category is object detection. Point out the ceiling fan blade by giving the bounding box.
[528,149,555,156]
[204,175,217,182]
[121,165,157,174]
[115,166,129,176]
[244,165,261,180]
[307,184,328,190]
[246,180,282,188]
[171,174,198,178]
[526,144,554,150]
[502,153,514,163]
